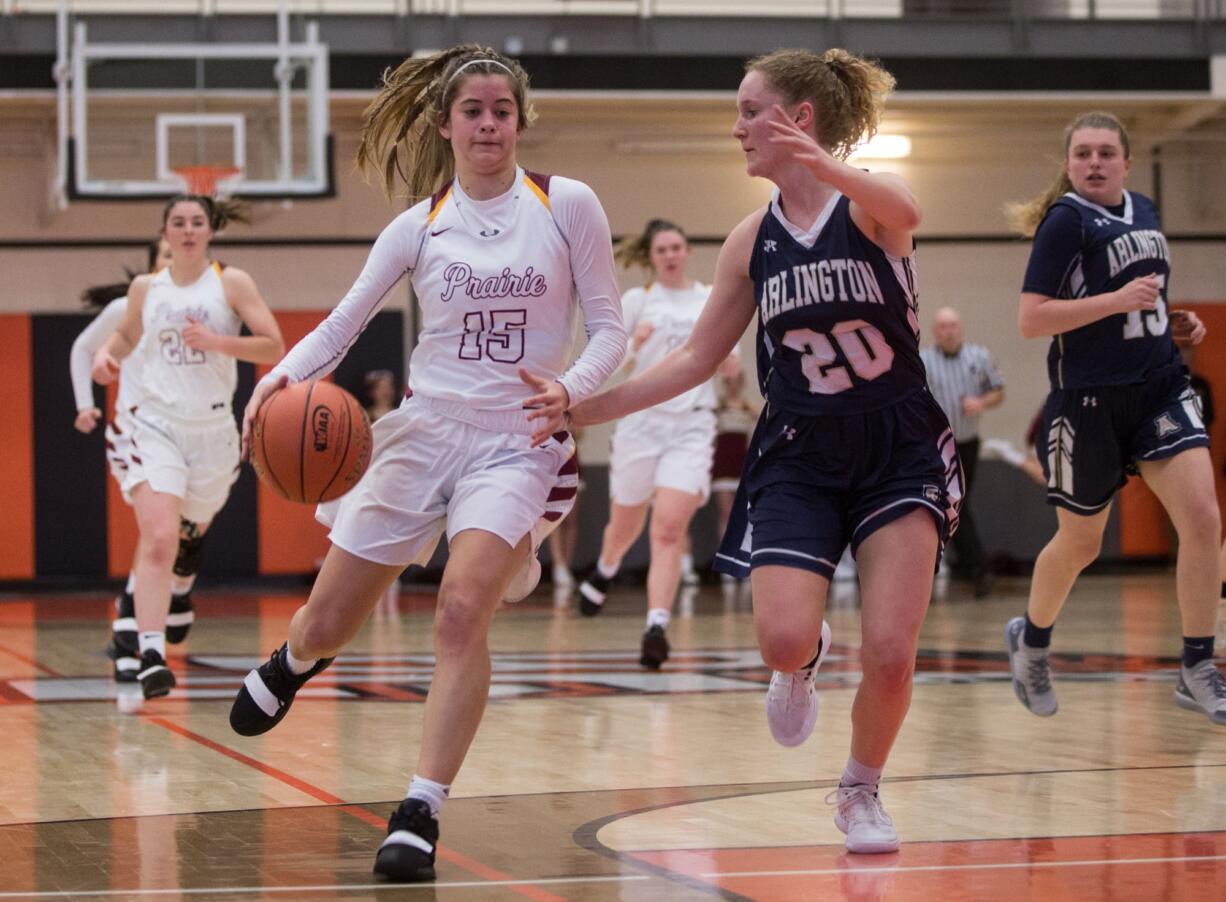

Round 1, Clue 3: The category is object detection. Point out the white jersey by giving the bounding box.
[619,281,716,421]
[69,296,146,416]
[131,262,241,420]
[270,168,625,426]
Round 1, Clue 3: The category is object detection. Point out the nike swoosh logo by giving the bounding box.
[431,227,452,237]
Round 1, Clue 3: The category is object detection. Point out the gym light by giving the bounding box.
[848,134,912,160]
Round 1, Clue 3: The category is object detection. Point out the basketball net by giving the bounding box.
[172,165,243,198]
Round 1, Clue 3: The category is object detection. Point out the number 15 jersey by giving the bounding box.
[749,189,927,416]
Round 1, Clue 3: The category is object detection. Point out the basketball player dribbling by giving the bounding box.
[92,196,284,699]
[571,48,962,853]
[1003,111,1225,725]
[226,45,625,882]
[578,218,737,668]
[71,239,214,680]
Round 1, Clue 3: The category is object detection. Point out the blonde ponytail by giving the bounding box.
[1006,111,1131,237]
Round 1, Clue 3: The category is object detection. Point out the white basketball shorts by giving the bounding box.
[608,408,717,507]
[122,404,240,524]
[318,394,578,568]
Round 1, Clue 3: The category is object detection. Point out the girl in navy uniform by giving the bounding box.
[1004,111,1224,725]
[571,48,961,854]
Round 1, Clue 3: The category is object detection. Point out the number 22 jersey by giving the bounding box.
[749,189,928,416]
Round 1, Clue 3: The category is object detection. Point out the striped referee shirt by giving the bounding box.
[920,342,1004,443]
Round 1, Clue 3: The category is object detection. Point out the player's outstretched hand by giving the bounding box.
[1170,309,1206,347]
[520,368,570,448]
[74,407,102,434]
[767,105,838,180]
[183,315,222,352]
[241,373,288,463]
[91,349,121,385]
[1113,276,1160,313]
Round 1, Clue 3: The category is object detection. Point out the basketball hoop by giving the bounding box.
[172,165,243,198]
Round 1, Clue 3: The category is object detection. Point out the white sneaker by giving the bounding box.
[503,555,541,604]
[1004,616,1058,717]
[829,784,900,854]
[1173,660,1226,725]
[981,437,1028,468]
[766,620,832,747]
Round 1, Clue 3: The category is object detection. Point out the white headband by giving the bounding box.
[445,58,516,88]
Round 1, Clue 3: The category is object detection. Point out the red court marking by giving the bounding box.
[631,831,1226,902]
[142,716,569,902]
[0,643,60,677]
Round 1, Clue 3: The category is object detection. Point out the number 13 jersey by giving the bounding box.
[749,189,927,416]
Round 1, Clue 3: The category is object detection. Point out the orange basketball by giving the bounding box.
[251,380,372,504]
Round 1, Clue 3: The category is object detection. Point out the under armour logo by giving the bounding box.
[479,228,501,237]
[781,425,796,441]
[1093,217,1111,227]
[1082,396,1098,407]
[763,240,778,253]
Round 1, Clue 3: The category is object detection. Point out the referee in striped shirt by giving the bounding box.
[921,307,1005,598]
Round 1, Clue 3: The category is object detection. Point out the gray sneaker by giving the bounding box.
[1004,616,1058,717]
[1173,660,1226,725]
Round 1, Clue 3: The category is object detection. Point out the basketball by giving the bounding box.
[251,380,372,504]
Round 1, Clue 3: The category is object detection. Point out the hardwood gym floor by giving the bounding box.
[0,572,1222,900]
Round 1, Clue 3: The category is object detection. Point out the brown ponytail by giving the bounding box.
[747,48,895,160]
[615,218,687,271]
[1006,111,1131,237]
[357,44,535,203]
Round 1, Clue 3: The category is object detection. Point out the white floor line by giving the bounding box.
[0,874,650,899]
[701,852,1226,879]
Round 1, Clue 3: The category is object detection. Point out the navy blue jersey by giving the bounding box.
[749,191,928,415]
[1022,191,1181,390]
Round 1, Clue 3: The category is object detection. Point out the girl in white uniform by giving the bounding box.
[227,45,624,884]
[71,240,207,678]
[93,197,285,699]
[578,220,735,669]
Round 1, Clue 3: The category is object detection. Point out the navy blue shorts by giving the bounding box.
[1037,367,1208,515]
[714,390,963,580]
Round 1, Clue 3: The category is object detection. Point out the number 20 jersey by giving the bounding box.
[749,190,928,416]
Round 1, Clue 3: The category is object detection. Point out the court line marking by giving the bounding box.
[700,853,1226,878]
[0,875,651,898]
[0,643,59,677]
[141,716,570,902]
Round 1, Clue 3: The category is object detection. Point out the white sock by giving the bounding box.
[841,756,884,792]
[681,552,695,574]
[138,631,165,658]
[283,644,319,675]
[597,557,620,580]
[171,575,195,596]
[646,608,671,630]
[124,573,136,594]
[407,774,450,818]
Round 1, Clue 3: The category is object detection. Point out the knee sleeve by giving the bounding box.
[173,532,206,578]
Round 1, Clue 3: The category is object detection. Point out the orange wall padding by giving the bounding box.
[1118,302,1226,558]
[257,311,333,575]
[0,316,35,579]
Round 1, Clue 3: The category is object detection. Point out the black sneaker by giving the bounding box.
[166,592,195,644]
[137,649,176,699]
[640,624,670,670]
[106,591,139,682]
[373,798,438,882]
[230,643,334,737]
[578,570,610,617]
